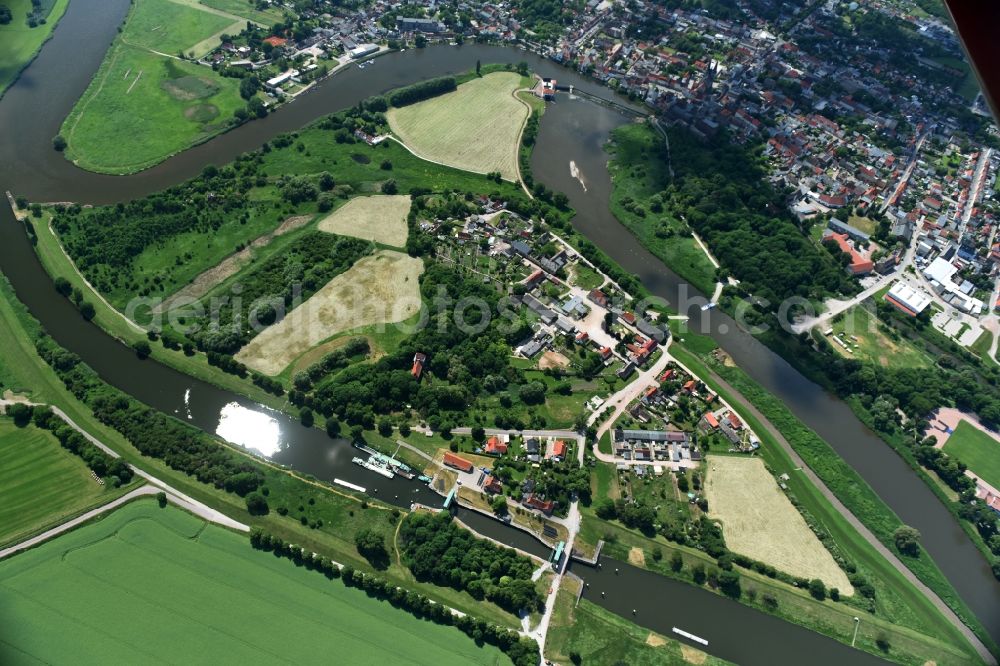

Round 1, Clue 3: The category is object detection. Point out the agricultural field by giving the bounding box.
[943,420,1000,490]
[0,0,70,97]
[704,456,853,593]
[236,250,424,375]
[0,500,509,665]
[200,0,288,25]
[387,72,528,181]
[59,0,245,174]
[317,195,412,248]
[827,302,930,369]
[0,419,114,546]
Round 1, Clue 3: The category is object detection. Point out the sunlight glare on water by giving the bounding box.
[216,402,281,457]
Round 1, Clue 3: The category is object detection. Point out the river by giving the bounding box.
[0,0,993,660]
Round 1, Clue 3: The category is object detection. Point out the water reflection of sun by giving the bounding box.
[216,402,281,457]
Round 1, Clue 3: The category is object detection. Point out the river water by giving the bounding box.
[0,0,993,659]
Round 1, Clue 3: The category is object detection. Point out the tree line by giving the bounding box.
[6,403,133,486]
[388,76,457,107]
[250,528,539,665]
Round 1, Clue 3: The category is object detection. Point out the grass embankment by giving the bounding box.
[0,417,133,547]
[0,0,70,98]
[0,273,517,627]
[606,122,717,296]
[0,499,509,665]
[944,421,1000,490]
[387,72,528,181]
[60,0,245,174]
[672,343,994,658]
[544,576,730,666]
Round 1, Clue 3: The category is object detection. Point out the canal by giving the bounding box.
[0,0,994,658]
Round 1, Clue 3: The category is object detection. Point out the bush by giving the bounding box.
[132,340,151,359]
[808,578,826,601]
[156,491,168,508]
[52,135,67,152]
[245,492,269,515]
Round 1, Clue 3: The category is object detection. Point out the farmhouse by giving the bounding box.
[483,475,503,494]
[411,353,427,379]
[523,494,555,515]
[485,436,508,455]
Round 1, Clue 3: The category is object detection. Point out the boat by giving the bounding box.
[700,302,716,311]
[418,474,433,483]
[352,455,394,479]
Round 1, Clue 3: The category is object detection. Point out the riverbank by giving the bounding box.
[0,0,71,99]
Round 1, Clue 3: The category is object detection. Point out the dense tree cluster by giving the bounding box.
[35,335,266,504]
[250,529,539,665]
[183,232,371,353]
[398,512,544,615]
[388,77,457,107]
[6,404,132,485]
[657,125,855,305]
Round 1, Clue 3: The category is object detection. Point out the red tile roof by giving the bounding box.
[443,452,473,473]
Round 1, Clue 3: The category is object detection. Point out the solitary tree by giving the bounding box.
[808,578,826,601]
[893,525,921,556]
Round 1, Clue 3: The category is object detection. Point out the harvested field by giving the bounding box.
[236,250,423,375]
[317,195,411,247]
[705,456,853,593]
[155,215,312,313]
[539,350,570,370]
[387,72,527,181]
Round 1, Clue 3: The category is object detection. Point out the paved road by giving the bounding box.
[0,399,248,533]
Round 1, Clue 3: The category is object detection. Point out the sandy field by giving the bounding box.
[236,250,423,375]
[317,195,411,248]
[539,350,570,370]
[705,456,853,593]
[386,72,527,181]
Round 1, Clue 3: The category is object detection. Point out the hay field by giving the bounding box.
[0,420,111,546]
[387,72,527,181]
[318,195,411,247]
[0,500,506,665]
[705,456,853,593]
[237,250,423,375]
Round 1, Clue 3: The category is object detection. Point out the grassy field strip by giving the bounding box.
[317,194,411,247]
[671,345,990,660]
[706,456,853,593]
[0,419,128,548]
[387,72,527,181]
[0,500,508,665]
[199,0,287,25]
[236,250,424,376]
[0,0,71,98]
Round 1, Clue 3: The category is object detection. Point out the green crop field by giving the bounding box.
[59,0,245,174]
[123,0,235,57]
[0,0,70,97]
[200,0,288,25]
[944,420,1000,490]
[387,72,529,181]
[0,418,116,547]
[0,500,509,665]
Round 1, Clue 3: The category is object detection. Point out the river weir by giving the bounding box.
[0,0,995,660]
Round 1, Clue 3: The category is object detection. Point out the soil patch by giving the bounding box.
[681,645,708,664]
[539,350,570,370]
[644,632,667,647]
[627,546,645,567]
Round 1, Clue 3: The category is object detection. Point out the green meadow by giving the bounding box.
[0,500,509,665]
[0,418,118,547]
[59,0,245,174]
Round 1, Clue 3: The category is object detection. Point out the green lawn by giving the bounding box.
[59,0,246,174]
[930,55,980,102]
[0,500,509,665]
[944,420,1000,490]
[0,0,70,97]
[124,0,235,57]
[200,0,289,25]
[0,418,124,547]
[570,262,605,290]
[606,123,717,296]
